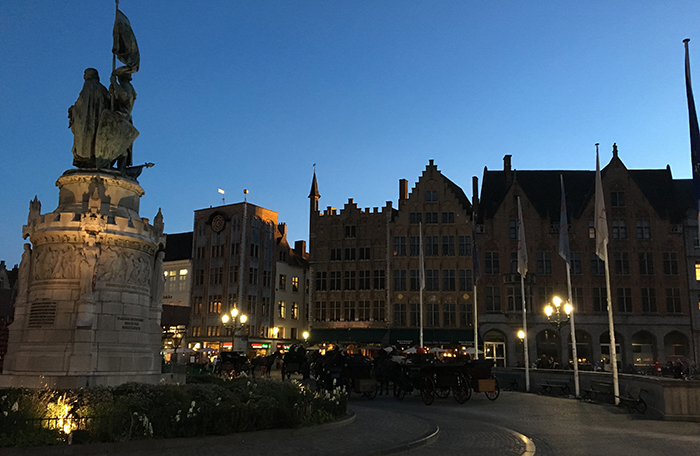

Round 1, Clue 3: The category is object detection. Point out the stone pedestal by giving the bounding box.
[0,170,166,388]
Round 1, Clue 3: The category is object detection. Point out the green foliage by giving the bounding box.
[0,378,347,448]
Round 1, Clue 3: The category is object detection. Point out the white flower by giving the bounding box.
[11,401,18,412]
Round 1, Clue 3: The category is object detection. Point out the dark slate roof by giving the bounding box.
[479,166,691,224]
[163,232,193,261]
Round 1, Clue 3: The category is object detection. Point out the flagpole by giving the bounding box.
[419,222,424,349]
[596,144,620,405]
[517,196,530,392]
[559,174,579,397]
[472,212,480,359]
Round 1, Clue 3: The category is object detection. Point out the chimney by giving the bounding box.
[504,154,513,181]
[399,179,408,206]
[294,240,307,255]
[472,176,479,218]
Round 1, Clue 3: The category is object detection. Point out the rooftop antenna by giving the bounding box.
[243,188,249,203]
[218,188,225,205]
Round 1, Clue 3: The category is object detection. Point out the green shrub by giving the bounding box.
[0,378,347,448]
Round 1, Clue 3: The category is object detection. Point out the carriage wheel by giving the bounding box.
[485,378,500,401]
[393,383,406,401]
[452,373,471,404]
[363,384,378,400]
[420,375,436,405]
[436,387,450,399]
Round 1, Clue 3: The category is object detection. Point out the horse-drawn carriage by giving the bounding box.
[392,354,439,405]
[465,359,500,400]
[426,361,472,404]
[314,351,378,399]
[281,344,311,380]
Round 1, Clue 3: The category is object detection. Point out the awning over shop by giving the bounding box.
[307,328,389,345]
[307,328,473,347]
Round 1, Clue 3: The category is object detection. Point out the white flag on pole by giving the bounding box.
[517,196,528,276]
[594,148,609,261]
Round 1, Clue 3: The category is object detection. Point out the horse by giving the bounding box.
[282,344,310,380]
[250,351,280,378]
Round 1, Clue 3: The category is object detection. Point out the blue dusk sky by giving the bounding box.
[2,1,700,267]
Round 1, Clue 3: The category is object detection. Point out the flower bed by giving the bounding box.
[0,377,347,447]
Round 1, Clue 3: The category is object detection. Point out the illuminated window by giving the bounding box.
[695,261,700,281]
[292,276,299,292]
[278,300,286,318]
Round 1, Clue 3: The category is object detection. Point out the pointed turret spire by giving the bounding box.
[309,168,320,214]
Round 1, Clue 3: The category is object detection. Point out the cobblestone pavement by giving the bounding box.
[360,390,700,456]
[6,372,700,456]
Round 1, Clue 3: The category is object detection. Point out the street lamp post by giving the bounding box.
[544,296,579,396]
[221,308,247,352]
[544,297,571,368]
[517,329,526,370]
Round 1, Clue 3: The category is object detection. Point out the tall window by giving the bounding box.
[593,287,607,313]
[636,219,651,239]
[344,248,356,260]
[394,270,406,291]
[249,268,258,285]
[570,252,582,275]
[393,236,406,256]
[409,213,422,224]
[410,270,420,291]
[426,303,439,326]
[536,252,552,275]
[279,274,287,290]
[315,301,327,321]
[358,270,371,290]
[441,212,455,223]
[459,269,472,291]
[278,300,286,318]
[359,247,371,260]
[509,220,517,240]
[485,252,499,275]
[641,288,657,313]
[394,303,406,326]
[329,301,342,321]
[210,267,222,285]
[330,248,342,261]
[510,252,518,274]
[291,302,299,319]
[611,191,625,207]
[442,236,455,255]
[425,212,438,223]
[459,303,473,328]
[663,252,678,275]
[344,271,356,290]
[316,271,327,291]
[572,287,584,310]
[329,271,341,290]
[442,269,456,291]
[695,261,700,281]
[485,286,501,312]
[343,301,355,321]
[426,269,439,291]
[590,253,605,275]
[458,236,471,256]
[372,300,385,321]
[410,236,420,256]
[639,252,654,275]
[345,225,356,238]
[409,303,419,327]
[612,220,627,239]
[443,303,456,327]
[373,270,385,290]
[617,288,632,313]
[291,276,299,292]
[425,190,438,202]
[358,301,371,321]
[426,236,439,255]
[614,252,629,275]
[666,288,682,313]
